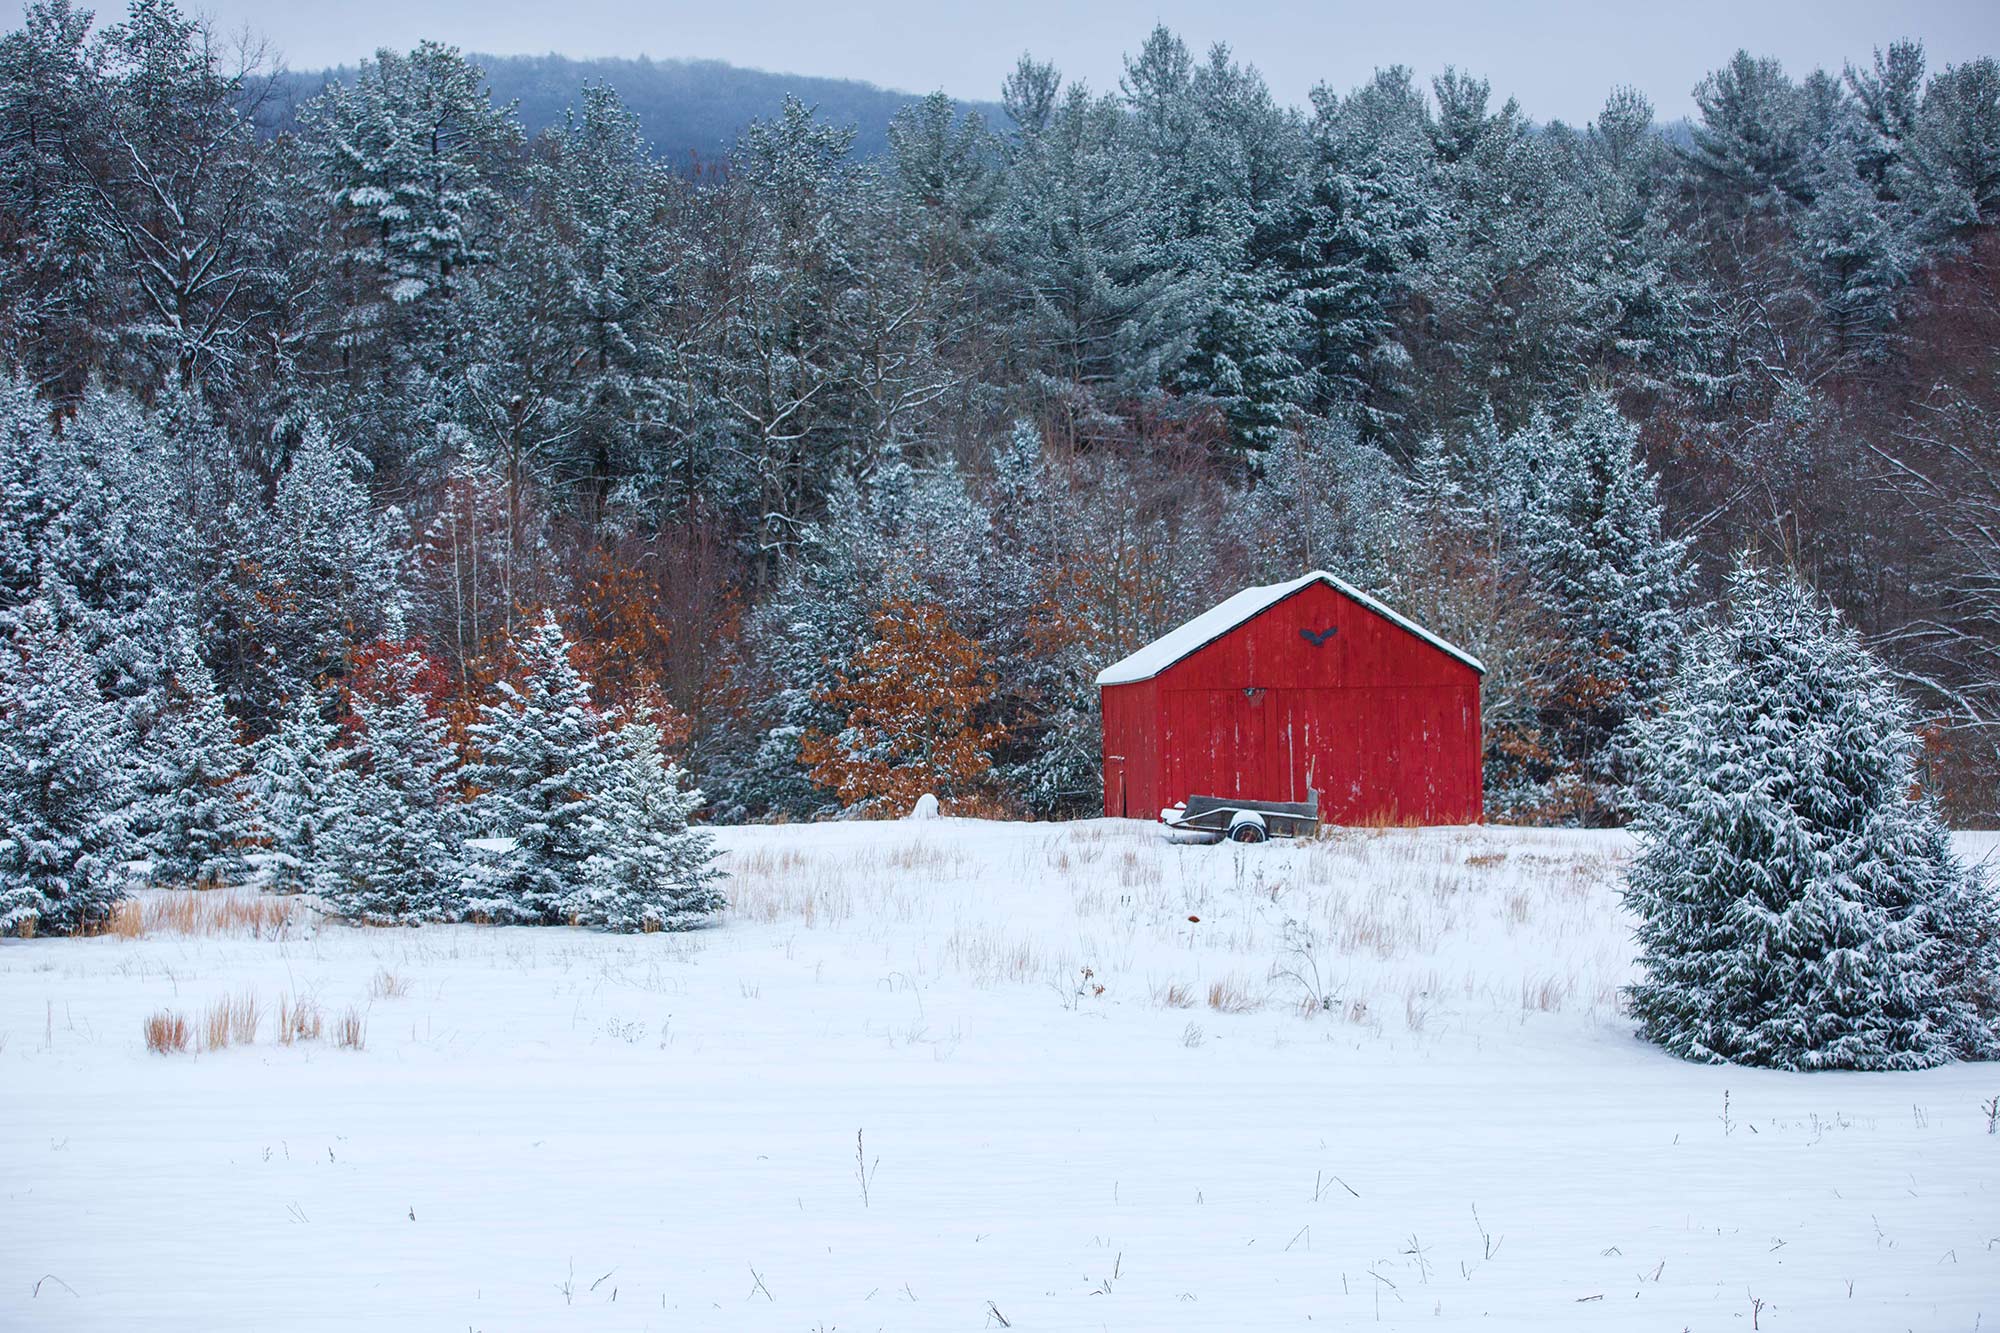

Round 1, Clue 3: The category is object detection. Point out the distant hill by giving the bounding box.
[271,53,1008,164]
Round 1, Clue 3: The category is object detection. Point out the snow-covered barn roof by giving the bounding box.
[1094,570,1486,686]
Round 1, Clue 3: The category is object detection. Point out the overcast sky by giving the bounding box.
[25,0,2000,124]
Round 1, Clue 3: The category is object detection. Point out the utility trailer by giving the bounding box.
[1160,789,1321,844]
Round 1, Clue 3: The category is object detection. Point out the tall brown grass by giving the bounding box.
[1207,978,1259,1014]
[144,891,297,938]
[277,994,322,1045]
[199,992,262,1050]
[143,1010,190,1054]
[333,1006,366,1051]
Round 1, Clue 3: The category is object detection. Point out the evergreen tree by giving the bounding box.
[1903,56,2000,235]
[0,0,109,404]
[0,593,133,933]
[1799,139,1914,360]
[1846,40,1926,195]
[1515,395,1695,816]
[247,418,403,715]
[325,649,467,923]
[246,690,353,896]
[462,613,611,923]
[1686,51,1812,206]
[139,627,252,886]
[1623,559,1998,1069]
[1295,68,1442,428]
[574,715,723,931]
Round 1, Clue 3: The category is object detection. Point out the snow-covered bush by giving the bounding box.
[1622,558,1998,1069]
[0,597,135,934]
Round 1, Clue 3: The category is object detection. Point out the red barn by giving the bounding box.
[1096,571,1484,826]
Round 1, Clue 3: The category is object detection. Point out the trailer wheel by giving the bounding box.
[1227,811,1268,844]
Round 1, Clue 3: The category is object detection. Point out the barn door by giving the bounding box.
[1201,686,1271,798]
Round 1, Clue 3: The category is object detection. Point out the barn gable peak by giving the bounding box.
[1094,570,1486,687]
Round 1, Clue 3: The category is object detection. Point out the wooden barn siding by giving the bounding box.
[1098,678,1158,819]
[1103,580,1483,824]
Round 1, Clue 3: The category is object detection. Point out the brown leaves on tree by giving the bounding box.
[800,599,1009,816]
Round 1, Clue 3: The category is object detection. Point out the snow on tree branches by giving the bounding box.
[1622,558,1998,1070]
[0,594,134,934]
[464,613,721,929]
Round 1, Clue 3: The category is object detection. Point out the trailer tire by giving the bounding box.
[1227,811,1268,844]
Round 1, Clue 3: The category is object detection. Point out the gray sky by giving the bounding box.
[28,0,2000,124]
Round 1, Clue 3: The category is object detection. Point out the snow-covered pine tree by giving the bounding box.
[462,613,610,924]
[1514,395,1696,819]
[0,594,134,934]
[251,418,403,712]
[1901,56,2000,237]
[1687,51,1812,207]
[325,649,467,924]
[139,627,252,887]
[246,691,353,896]
[573,715,723,932]
[1622,557,1999,1070]
[1799,138,1914,361]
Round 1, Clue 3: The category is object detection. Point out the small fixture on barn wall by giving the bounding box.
[1300,626,1337,646]
[1243,686,1266,702]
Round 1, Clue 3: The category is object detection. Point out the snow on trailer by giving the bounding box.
[1098,571,1485,827]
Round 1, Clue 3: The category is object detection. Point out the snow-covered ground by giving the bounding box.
[3,821,1996,1331]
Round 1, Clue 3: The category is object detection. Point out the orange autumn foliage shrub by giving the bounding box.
[800,600,1008,816]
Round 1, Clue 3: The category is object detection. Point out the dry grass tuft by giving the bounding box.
[231,992,261,1044]
[368,968,409,1000]
[1155,981,1197,1009]
[1520,975,1572,1013]
[1206,978,1259,1014]
[333,1006,366,1051]
[277,994,322,1045]
[1117,850,1162,888]
[144,1009,190,1055]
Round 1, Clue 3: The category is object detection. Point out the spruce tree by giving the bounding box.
[139,628,252,887]
[1516,394,1696,815]
[575,716,723,932]
[1622,559,1998,1070]
[0,595,134,934]
[252,419,403,710]
[325,650,467,924]
[462,614,610,924]
[246,691,353,896]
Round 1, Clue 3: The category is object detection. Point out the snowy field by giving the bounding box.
[3,821,1996,1332]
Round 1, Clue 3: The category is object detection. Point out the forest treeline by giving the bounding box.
[268,52,1005,163]
[2,0,1998,826]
